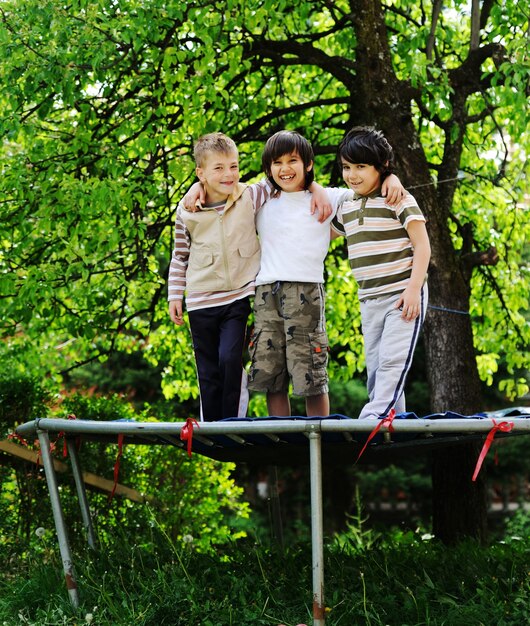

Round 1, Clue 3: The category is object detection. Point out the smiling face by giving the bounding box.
[196,150,240,203]
[341,159,382,196]
[269,151,313,192]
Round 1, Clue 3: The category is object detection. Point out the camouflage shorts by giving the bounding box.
[247,281,329,396]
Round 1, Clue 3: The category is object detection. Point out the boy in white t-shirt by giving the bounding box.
[247,131,404,418]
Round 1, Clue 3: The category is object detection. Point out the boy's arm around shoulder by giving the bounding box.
[308,182,335,222]
[182,182,206,211]
[248,178,275,214]
[382,173,406,206]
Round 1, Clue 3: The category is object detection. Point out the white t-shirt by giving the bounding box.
[255,187,350,285]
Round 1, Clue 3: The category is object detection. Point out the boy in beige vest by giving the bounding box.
[168,132,269,420]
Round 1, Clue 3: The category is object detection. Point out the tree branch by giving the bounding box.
[243,38,356,88]
[426,0,444,60]
[449,42,507,95]
[457,220,499,283]
[470,0,481,50]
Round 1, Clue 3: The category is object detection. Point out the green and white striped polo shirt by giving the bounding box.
[332,190,426,300]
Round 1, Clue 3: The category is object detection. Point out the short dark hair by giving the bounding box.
[261,130,315,190]
[337,126,394,180]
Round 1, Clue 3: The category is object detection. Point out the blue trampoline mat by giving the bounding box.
[173,409,530,465]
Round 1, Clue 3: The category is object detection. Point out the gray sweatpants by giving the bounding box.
[358,284,428,419]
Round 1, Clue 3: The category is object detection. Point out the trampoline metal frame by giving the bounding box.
[15,416,530,625]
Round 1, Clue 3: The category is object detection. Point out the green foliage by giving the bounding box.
[327,377,368,417]
[0,0,528,407]
[0,0,527,409]
[0,372,53,555]
[0,369,51,435]
[358,463,432,509]
[65,350,166,404]
[331,487,382,551]
[504,507,530,543]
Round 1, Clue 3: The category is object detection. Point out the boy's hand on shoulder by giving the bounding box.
[382,174,405,207]
[309,182,333,223]
[183,182,206,212]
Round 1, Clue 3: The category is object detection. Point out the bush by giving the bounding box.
[1,388,252,556]
[0,371,51,436]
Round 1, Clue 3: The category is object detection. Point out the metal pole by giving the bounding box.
[308,430,325,626]
[66,438,98,550]
[16,416,530,440]
[37,431,79,608]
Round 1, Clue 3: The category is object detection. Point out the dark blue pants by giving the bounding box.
[188,297,251,421]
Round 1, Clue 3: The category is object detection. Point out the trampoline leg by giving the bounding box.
[309,431,325,626]
[37,431,79,608]
[66,438,98,550]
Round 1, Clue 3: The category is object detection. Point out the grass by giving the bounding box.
[1,521,529,626]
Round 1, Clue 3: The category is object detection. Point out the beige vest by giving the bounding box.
[179,183,260,291]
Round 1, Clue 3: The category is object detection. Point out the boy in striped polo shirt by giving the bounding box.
[332,126,431,420]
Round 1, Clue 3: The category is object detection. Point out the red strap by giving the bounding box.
[180,418,200,457]
[472,419,513,481]
[355,409,396,463]
[61,414,78,458]
[7,432,29,447]
[108,433,125,502]
[45,430,67,458]
[49,434,61,456]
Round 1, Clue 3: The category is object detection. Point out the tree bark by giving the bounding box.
[350,0,489,543]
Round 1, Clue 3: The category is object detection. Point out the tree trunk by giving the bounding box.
[431,444,488,544]
[422,179,488,544]
[350,0,489,543]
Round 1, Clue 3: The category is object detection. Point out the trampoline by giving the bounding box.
[15,408,530,625]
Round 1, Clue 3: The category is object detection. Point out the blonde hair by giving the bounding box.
[193,132,238,167]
